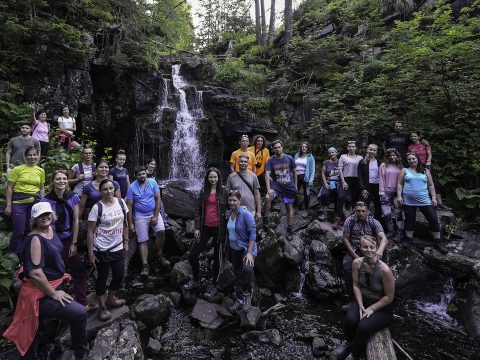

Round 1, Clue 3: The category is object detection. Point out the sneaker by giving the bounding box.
[318,211,328,221]
[437,204,452,211]
[301,210,308,218]
[332,217,342,231]
[204,284,218,299]
[183,279,200,290]
[435,240,449,255]
[140,264,149,277]
[158,255,171,267]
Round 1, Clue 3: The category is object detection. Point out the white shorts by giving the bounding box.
[135,215,165,243]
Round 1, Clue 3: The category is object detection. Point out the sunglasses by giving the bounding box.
[228,190,240,195]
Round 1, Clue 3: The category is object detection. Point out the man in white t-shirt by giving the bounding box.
[58,105,81,150]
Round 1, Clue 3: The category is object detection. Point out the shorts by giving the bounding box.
[272,190,296,204]
[135,215,165,243]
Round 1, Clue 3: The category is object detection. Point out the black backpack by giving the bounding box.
[78,162,96,175]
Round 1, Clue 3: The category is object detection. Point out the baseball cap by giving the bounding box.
[31,202,54,219]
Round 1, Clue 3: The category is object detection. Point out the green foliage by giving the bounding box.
[0,232,19,307]
[455,188,480,209]
[241,97,270,116]
[41,146,81,189]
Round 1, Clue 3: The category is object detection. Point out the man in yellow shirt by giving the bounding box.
[229,135,256,173]
[248,135,270,194]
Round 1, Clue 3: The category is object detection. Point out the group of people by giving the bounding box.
[2,110,450,359]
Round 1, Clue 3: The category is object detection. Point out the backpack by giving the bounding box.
[94,198,127,251]
[32,120,50,134]
[78,162,96,175]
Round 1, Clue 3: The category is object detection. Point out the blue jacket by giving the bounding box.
[226,206,257,256]
[294,153,316,185]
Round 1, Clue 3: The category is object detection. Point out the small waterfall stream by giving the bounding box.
[169,64,205,189]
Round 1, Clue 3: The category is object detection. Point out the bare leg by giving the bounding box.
[285,203,293,226]
[155,230,166,256]
[138,242,149,266]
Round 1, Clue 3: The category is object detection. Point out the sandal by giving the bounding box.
[85,302,99,314]
[106,298,126,308]
[98,308,111,321]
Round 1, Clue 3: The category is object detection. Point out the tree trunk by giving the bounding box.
[260,0,267,45]
[255,0,262,45]
[284,0,293,43]
[268,0,276,43]
[366,328,397,360]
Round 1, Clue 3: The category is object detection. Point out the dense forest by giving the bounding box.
[1,0,479,215]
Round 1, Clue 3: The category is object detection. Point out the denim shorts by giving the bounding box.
[135,215,165,242]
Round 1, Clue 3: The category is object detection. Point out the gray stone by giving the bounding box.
[312,337,328,356]
[310,240,332,264]
[255,231,285,287]
[147,337,162,354]
[134,294,172,325]
[168,291,181,307]
[312,23,336,39]
[217,260,236,293]
[162,183,197,219]
[284,234,305,265]
[239,306,262,328]
[190,299,232,329]
[185,220,196,236]
[181,286,199,306]
[241,328,282,346]
[90,319,143,360]
[151,325,163,341]
[306,263,344,299]
[170,260,193,288]
[453,286,480,339]
[305,220,342,250]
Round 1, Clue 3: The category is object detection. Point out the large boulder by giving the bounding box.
[239,306,262,328]
[283,234,305,265]
[241,329,282,346]
[452,286,480,339]
[90,319,143,360]
[305,263,344,299]
[217,260,236,293]
[255,230,285,288]
[162,182,197,219]
[170,260,193,288]
[304,220,342,250]
[134,294,172,325]
[190,299,232,329]
[310,240,333,265]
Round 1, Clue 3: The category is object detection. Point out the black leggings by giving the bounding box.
[338,177,360,216]
[297,176,311,208]
[318,185,341,217]
[94,250,125,296]
[345,300,393,359]
[189,226,220,283]
[230,248,254,298]
[403,204,440,233]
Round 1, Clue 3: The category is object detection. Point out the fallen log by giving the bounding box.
[366,328,397,360]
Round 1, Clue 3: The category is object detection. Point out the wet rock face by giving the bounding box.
[134,294,172,325]
[452,287,480,339]
[190,299,232,329]
[305,263,344,299]
[170,259,193,288]
[90,319,143,360]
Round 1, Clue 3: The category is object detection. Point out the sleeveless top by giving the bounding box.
[359,259,393,310]
[403,168,431,206]
[21,231,65,281]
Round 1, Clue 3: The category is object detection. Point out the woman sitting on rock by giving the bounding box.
[379,149,403,241]
[3,202,88,359]
[396,152,448,254]
[79,158,121,216]
[87,179,129,321]
[226,190,257,312]
[184,167,228,299]
[343,235,395,360]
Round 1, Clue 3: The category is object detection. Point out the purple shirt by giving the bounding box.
[109,166,129,197]
[40,192,80,240]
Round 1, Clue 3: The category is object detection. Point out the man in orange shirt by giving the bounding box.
[248,135,270,194]
[229,135,256,173]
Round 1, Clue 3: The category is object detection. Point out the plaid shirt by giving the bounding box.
[343,214,384,251]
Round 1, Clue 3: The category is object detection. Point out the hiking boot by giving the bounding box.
[204,284,218,299]
[158,255,171,267]
[332,217,342,231]
[140,264,149,277]
[183,279,201,290]
[242,292,252,311]
[435,240,449,255]
[318,211,328,221]
[301,210,309,218]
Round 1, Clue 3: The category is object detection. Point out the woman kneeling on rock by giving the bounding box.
[3,202,88,359]
[184,167,228,299]
[226,190,257,312]
[87,179,129,321]
[343,235,395,360]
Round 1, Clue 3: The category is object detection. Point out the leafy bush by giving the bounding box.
[0,232,19,307]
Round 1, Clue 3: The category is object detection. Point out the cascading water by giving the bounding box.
[169,64,205,190]
[153,77,171,124]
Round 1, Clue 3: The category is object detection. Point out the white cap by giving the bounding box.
[31,202,54,219]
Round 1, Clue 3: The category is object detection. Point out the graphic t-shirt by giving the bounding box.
[385,132,410,159]
[230,149,256,173]
[126,178,160,218]
[323,160,340,181]
[247,146,270,176]
[109,167,129,197]
[265,155,297,198]
[88,199,128,252]
[8,165,45,204]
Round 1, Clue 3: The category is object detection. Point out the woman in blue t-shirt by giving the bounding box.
[109,150,130,198]
[396,152,448,254]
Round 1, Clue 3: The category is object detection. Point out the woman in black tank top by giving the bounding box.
[342,235,395,360]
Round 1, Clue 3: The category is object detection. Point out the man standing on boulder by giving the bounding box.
[229,135,256,173]
[226,154,262,220]
[342,201,388,297]
[263,140,297,239]
[126,166,169,277]
[5,122,40,174]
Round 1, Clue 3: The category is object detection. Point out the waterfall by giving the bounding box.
[169,64,205,190]
[154,78,170,124]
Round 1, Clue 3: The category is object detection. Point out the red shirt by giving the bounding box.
[408,143,430,165]
[203,193,219,227]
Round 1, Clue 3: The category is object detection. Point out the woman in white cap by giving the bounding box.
[3,202,88,359]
